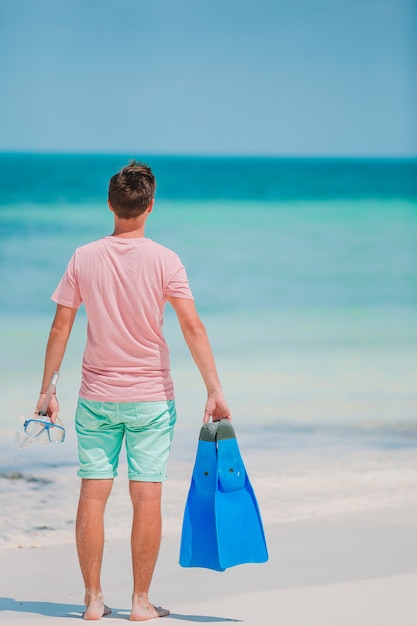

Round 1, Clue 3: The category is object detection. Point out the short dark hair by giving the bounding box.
[108,160,156,218]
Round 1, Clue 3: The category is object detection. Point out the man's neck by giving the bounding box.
[111,217,147,238]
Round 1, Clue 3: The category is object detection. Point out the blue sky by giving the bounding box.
[0,0,415,156]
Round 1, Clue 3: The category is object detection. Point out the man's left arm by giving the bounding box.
[167,295,231,423]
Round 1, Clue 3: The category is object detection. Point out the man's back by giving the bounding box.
[52,236,193,402]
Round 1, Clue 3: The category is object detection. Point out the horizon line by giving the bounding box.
[1,150,416,161]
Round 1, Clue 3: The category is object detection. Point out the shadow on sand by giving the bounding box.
[168,616,242,623]
[0,597,123,619]
[0,597,242,622]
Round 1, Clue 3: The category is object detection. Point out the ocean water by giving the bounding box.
[1,154,416,548]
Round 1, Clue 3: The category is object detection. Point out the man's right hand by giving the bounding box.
[34,393,60,423]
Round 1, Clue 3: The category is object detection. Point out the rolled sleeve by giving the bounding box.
[51,251,82,308]
[165,256,194,300]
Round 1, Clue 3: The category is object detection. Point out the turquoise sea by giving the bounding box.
[0,154,417,548]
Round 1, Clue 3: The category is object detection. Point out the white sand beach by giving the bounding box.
[0,503,416,625]
[1,439,417,626]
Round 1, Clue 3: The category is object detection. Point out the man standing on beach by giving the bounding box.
[35,161,231,621]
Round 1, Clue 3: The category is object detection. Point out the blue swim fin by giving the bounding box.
[215,419,268,569]
[179,422,225,571]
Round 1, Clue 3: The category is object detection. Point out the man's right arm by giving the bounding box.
[36,303,78,421]
[167,296,231,423]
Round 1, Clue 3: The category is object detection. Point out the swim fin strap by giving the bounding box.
[179,420,268,570]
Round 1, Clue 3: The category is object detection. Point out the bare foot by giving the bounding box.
[130,593,170,621]
[83,591,112,620]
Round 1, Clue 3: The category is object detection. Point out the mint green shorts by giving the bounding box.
[75,397,177,481]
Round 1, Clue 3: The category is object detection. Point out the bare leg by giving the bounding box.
[76,478,113,620]
[129,481,170,621]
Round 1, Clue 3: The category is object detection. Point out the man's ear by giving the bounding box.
[147,199,155,214]
[108,200,115,213]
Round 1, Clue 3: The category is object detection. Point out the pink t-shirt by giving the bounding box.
[51,236,193,402]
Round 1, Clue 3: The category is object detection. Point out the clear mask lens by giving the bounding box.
[47,424,66,443]
[24,419,47,438]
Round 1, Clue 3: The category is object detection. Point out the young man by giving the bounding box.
[35,161,231,621]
